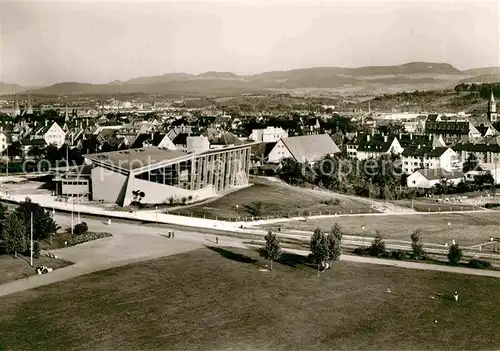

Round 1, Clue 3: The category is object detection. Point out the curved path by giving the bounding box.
[0,211,498,298]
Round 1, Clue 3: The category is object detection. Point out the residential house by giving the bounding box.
[425,118,480,144]
[346,134,403,160]
[267,134,340,164]
[401,146,459,174]
[406,168,463,188]
[38,122,66,148]
[130,132,176,150]
[0,131,9,155]
[250,127,288,143]
[453,142,500,164]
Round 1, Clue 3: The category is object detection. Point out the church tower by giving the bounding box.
[13,94,21,117]
[488,89,497,123]
[26,90,34,115]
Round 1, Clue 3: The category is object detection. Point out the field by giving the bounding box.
[271,212,500,246]
[175,177,373,220]
[0,247,499,350]
[391,199,477,212]
[0,255,72,285]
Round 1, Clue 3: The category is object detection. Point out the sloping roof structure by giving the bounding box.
[425,121,469,135]
[417,168,463,181]
[402,146,450,158]
[281,134,340,163]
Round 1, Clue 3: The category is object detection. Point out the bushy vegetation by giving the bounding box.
[368,231,387,258]
[467,259,492,270]
[73,222,89,235]
[259,231,282,270]
[448,243,463,266]
[66,232,112,246]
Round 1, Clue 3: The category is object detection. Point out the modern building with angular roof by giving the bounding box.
[84,142,254,206]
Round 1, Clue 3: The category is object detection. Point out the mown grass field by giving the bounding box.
[0,247,499,350]
[175,177,373,220]
[274,212,500,246]
[0,255,72,285]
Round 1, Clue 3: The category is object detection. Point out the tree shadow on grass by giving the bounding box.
[432,292,455,302]
[277,252,310,268]
[206,246,258,264]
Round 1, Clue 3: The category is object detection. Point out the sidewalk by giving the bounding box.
[0,192,242,232]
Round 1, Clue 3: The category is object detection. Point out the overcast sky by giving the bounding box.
[1,0,499,86]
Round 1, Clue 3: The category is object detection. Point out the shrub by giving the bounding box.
[181,197,187,205]
[33,241,40,259]
[410,229,426,260]
[369,231,387,257]
[389,249,407,260]
[484,203,500,209]
[353,247,366,256]
[66,232,112,246]
[467,258,492,269]
[168,196,175,205]
[447,243,463,266]
[188,195,193,201]
[74,222,89,235]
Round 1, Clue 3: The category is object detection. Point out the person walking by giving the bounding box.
[172,231,175,239]
[108,219,112,225]
[454,291,459,302]
[216,236,219,244]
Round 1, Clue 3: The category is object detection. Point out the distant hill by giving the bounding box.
[24,61,477,97]
[462,66,500,76]
[458,73,500,84]
[0,82,26,95]
[196,71,241,79]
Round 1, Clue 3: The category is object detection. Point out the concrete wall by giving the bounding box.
[61,182,89,196]
[91,166,128,204]
[123,176,215,206]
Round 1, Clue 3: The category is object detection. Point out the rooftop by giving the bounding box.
[85,147,188,170]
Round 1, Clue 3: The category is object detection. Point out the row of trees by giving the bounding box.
[259,225,470,275]
[278,154,409,200]
[0,198,58,257]
[259,224,344,275]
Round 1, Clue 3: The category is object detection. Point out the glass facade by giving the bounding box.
[133,147,251,192]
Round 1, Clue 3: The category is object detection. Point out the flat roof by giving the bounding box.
[84,147,188,170]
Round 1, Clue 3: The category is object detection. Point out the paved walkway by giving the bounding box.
[1,211,498,298]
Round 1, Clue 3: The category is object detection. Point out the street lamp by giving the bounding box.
[155,206,158,227]
[361,225,365,249]
[491,237,494,260]
[71,198,74,235]
[448,222,455,245]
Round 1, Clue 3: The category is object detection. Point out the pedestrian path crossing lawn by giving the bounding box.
[0,247,498,350]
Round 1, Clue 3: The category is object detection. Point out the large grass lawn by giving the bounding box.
[1,247,499,350]
[275,212,500,246]
[175,177,372,220]
[0,255,72,285]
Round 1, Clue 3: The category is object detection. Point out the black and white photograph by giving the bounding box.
[0,0,499,350]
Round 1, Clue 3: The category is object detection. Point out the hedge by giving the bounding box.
[66,232,112,246]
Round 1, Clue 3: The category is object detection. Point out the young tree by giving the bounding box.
[260,231,282,271]
[326,223,343,264]
[369,230,386,257]
[15,198,58,241]
[310,228,329,276]
[410,229,426,260]
[3,213,27,257]
[448,243,463,266]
